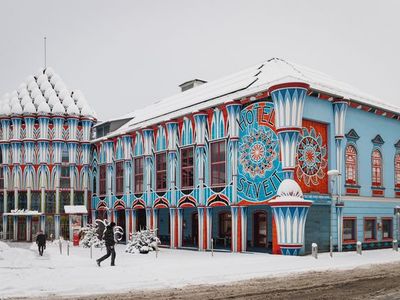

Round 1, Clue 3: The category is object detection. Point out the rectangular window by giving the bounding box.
[60,166,70,189]
[115,161,124,195]
[364,218,377,241]
[134,157,143,193]
[181,147,194,189]
[343,218,357,242]
[99,165,106,196]
[382,218,393,240]
[156,152,167,191]
[211,141,226,186]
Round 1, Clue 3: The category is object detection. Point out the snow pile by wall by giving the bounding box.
[125,229,160,254]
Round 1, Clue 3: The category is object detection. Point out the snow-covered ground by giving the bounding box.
[1,241,400,299]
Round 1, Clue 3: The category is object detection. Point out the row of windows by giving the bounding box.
[343,217,393,242]
[98,140,226,196]
[345,145,400,190]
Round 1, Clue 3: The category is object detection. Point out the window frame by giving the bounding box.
[381,217,393,241]
[155,151,167,191]
[134,156,144,194]
[371,149,383,187]
[99,164,107,196]
[181,146,194,189]
[364,217,377,242]
[345,144,358,185]
[395,153,400,188]
[210,139,227,187]
[115,160,124,195]
[343,217,357,244]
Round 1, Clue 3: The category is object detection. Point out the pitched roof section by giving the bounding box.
[95,57,399,141]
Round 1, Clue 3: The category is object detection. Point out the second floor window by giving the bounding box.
[211,140,226,186]
[181,147,194,189]
[115,161,124,195]
[156,152,167,190]
[395,153,400,188]
[0,167,4,190]
[99,165,106,195]
[60,166,70,189]
[345,145,357,185]
[134,157,143,194]
[372,149,383,186]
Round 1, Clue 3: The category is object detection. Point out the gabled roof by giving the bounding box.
[93,57,399,141]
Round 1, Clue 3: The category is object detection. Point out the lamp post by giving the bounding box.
[328,169,344,252]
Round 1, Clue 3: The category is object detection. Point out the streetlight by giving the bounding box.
[328,169,344,252]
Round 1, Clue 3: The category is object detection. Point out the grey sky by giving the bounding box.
[0,0,399,121]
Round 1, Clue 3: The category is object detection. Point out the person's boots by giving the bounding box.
[96,260,101,267]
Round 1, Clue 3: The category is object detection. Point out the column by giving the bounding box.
[131,209,137,233]
[333,99,348,252]
[26,216,31,241]
[125,208,131,241]
[270,82,309,179]
[206,207,213,250]
[197,207,207,251]
[240,206,248,252]
[169,207,177,248]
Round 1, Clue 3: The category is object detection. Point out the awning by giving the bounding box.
[64,205,88,214]
[3,209,42,216]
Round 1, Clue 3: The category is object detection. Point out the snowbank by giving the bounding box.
[0,242,400,298]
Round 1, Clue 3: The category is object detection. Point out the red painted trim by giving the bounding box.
[237,208,242,252]
[174,209,179,248]
[272,217,280,255]
[268,82,310,93]
[203,208,207,250]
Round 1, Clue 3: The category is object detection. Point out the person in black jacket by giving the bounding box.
[36,231,46,256]
[96,222,116,267]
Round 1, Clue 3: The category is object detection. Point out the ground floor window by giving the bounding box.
[7,193,14,212]
[253,211,267,248]
[31,192,41,211]
[74,191,84,206]
[382,218,393,240]
[46,193,56,214]
[343,217,357,242]
[364,218,377,241]
[0,194,3,214]
[18,192,27,210]
[97,209,107,220]
[45,215,55,239]
[61,192,70,213]
[60,215,70,240]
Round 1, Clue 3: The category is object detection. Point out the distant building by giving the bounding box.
[2,58,400,255]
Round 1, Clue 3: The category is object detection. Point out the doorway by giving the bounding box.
[253,211,267,248]
[17,216,26,241]
[136,209,146,231]
[60,215,70,240]
[115,209,126,242]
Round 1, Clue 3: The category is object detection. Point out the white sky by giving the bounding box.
[0,0,399,121]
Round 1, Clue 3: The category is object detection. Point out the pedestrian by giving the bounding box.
[96,222,116,267]
[36,230,46,256]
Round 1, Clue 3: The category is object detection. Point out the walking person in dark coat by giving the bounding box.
[36,231,46,256]
[97,222,116,267]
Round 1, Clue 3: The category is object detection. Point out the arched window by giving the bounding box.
[395,153,400,188]
[372,149,383,186]
[345,145,357,185]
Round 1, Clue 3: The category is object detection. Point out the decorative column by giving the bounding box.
[38,113,50,233]
[11,113,22,240]
[333,99,349,252]
[142,129,154,228]
[131,209,137,233]
[1,117,10,239]
[166,122,178,248]
[125,208,131,241]
[269,179,312,255]
[193,113,209,250]
[270,83,309,179]
[226,103,243,252]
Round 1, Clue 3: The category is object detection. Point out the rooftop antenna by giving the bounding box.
[44,36,47,69]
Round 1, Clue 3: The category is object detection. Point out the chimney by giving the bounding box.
[179,79,207,92]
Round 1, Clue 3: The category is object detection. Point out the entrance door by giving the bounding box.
[218,212,232,248]
[136,209,146,231]
[116,209,126,242]
[31,216,40,240]
[191,212,198,247]
[60,215,70,240]
[17,217,26,241]
[254,211,267,247]
[7,216,13,240]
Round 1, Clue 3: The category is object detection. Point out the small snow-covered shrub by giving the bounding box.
[79,223,105,248]
[125,229,160,254]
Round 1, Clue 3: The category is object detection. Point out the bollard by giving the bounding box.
[393,240,398,252]
[67,241,70,256]
[329,236,333,258]
[59,237,62,255]
[90,244,93,259]
[356,241,362,255]
[312,243,318,259]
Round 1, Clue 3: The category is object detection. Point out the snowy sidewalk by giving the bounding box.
[1,241,400,299]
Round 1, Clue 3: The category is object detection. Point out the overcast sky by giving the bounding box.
[0,0,399,121]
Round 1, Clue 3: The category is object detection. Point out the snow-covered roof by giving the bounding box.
[95,58,398,141]
[0,67,96,119]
